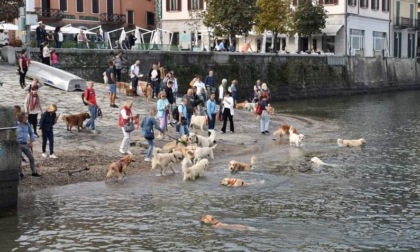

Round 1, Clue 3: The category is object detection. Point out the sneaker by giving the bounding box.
[261,132,266,135]
[230,131,234,134]
[144,157,151,162]
[31,173,42,178]
[110,104,113,107]
[112,104,118,108]
[126,150,133,155]
[41,153,47,158]
[91,130,98,134]
[119,149,126,154]
[265,130,270,134]
[220,131,225,134]
[49,154,58,159]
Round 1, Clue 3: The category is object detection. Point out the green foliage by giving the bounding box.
[203,0,258,37]
[254,0,291,35]
[291,1,327,37]
[0,0,24,23]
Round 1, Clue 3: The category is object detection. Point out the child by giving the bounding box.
[39,104,58,158]
[51,49,58,68]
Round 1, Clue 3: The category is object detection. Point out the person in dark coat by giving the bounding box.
[128,32,137,50]
[39,104,58,159]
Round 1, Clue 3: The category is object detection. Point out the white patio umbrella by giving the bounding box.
[151,30,161,45]
[118,29,126,46]
[30,24,55,31]
[0,23,18,31]
[135,28,141,44]
[61,25,95,34]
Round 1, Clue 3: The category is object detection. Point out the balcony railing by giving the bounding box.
[99,13,126,24]
[393,16,418,29]
[34,8,63,20]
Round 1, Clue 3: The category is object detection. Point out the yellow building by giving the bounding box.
[391,0,418,57]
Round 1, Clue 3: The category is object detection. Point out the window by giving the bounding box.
[127,10,134,25]
[92,0,99,14]
[373,31,386,51]
[371,0,379,10]
[360,0,368,8]
[350,29,364,51]
[188,0,204,10]
[348,0,357,6]
[166,0,182,11]
[393,32,401,57]
[146,12,155,26]
[59,0,67,11]
[382,0,389,11]
[324,0,336,4]
[408,33,415,58]
[76,0,84,13]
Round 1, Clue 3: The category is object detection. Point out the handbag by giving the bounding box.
[123,120,135,132]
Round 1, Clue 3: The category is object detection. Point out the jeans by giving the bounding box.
[42,130,54,154]
[86,105,97,130]
[120,127,131,152]
[36,39,42,48]
[187,113,193,127]
[208,113,216,130]
[55,41,62,48]
[260,110,270,132]
[178,124,189,137]
[146,139,154,158]
[19,143,36,175]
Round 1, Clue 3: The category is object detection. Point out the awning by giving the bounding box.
[321,25,343,36]
[0,23,18,31]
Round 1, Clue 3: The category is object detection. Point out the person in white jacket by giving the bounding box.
[220,88,234,134]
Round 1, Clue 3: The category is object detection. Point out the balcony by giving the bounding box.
[34,8,63,20]
[393,16,418,30]
[99,13,126,25]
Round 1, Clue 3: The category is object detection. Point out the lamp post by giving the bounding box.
[207,27,211,52]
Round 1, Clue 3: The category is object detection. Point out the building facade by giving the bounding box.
[390,0,418,58]
[34,0,156,30]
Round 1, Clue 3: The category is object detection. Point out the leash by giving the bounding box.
[163,132,179,141]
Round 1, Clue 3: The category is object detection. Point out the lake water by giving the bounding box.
[1,91,419,251]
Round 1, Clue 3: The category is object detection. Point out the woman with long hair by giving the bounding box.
[24,84,42,137]
[156,91,169,139]
[39,104,58,158]
[118,100,136,155]
[18,48,29,89]
[220,88,234,134]
[141,108,163,162]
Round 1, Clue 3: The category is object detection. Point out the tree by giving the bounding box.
[203,0,257,45]
[254,0,291,52]
[0,0,24,23]
[291,1,327,51]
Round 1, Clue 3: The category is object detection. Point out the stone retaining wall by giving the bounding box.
[2,47,420,101]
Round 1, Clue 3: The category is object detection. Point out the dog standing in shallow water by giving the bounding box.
[151,151,184,176]
[289,126,304,147]
[105,155,135,182]
[229,156,256,173]
[182,158,208,181]
[273,124,299,140]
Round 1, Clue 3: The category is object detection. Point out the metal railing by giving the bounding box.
[393,16,417,29]
[34,8,63,19]
[0,127,17,131]
[99,13,126,24]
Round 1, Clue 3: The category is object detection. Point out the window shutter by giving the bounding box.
[178,0,182,11]
[200,0,204,9]
[333,0,338,4]
[293,0,297,6]
[319,0,324,5]
[188,0,191,10]
[166,0,169,11]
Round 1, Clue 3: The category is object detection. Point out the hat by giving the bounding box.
[261,83,268,91]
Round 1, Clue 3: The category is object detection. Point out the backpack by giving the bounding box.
[255,101,262,115]
[172,106,180,122]
[82,91,89,106]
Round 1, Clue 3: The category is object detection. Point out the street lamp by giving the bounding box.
[207,27,211,52]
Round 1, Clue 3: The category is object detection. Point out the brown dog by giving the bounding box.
[220,178,253,187]
[229,156,256,173]
[61,112,91,132]
[105,155,135,182]
[116,82,129,94]
[235,101,248,110]
[273,124,298,140]
[125,87,135,96]
[145,85,153,103]
[139,81,148,95]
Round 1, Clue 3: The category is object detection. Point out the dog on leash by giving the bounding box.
[182,158,208,181]
[61,112,91,132]
[289,126,304,147]
[337,138,366,147]
[105,155,135,182]
[273,124,299,140]
[220,178,253,187]
[151,151,184,176]
[228,156,256,173]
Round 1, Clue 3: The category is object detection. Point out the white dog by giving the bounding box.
[190,115,207,132]
[193,144,217,164]
[337,138,366,147]
[182,158,208,181]
[244,102,256,112]
[311,157,337,167]
[289,126,304,147]
[103,72,108,85]
[151,151,184,176]
[189,130,216,148]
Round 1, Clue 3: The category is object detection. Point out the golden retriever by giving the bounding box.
[190,115,207,132]
[200,215,250,231]
[220,178,252,187]
[337,138,366,147]
[311,157,338,167]
[116,82,129,94]
[229,156,256,173]
[162,135,189,153]
[273,124,299,140]
[289,126,304,147]
[151,151,184,176]
[182,158,208,181]
[235,101,248,110]
[105,155,135,182]
[188,132,215,148]
[145,85,153,103]
[139,81,148,95]
[61,112,91,132]
[193,144,217,164]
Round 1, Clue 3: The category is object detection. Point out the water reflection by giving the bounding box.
[9,91,420,250]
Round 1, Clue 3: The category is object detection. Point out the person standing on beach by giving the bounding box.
[149,64,161,99]
[177,98,190,137]
[24,84,42,137]
[16,112,42,179]
[51,49,58,68]
[259,96,270,134]
[84,81,99,134]
[106,61,118,108]
[230,80,237,107]
[183,88,196,126]
[204,70,215,94]
[141,108,164,162]
[130,60,141,95]
[220,89,234,134]
[113,52,126,82]
[39,104,58,158]
[118,100,136,155]
[156,91,170,139]
[18,48,29,89]
[206,92,217,136]
[42,41,51,65]
[253,80,262,102]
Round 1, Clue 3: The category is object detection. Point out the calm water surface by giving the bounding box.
[1,91,419,251]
